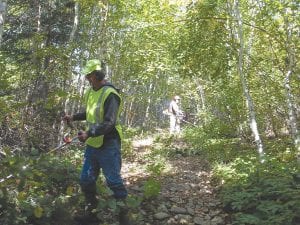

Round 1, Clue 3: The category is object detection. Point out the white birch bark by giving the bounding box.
[69,2,79,42]
[59,2,81,143]
[0,0,7,45]
[233,0,265,162]
[69,1,85,115]
[285,71,300,153]
[195,78,206,124]
[143,83,153,127]
[283,7,300,158]
[26,1,43,105]
[196,79,206,111]
[127,100,134,127]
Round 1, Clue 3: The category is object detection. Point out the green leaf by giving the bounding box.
[126,195,142,208]
[107,199,117,210]
[143,178,161,199]
[33,206,43,218]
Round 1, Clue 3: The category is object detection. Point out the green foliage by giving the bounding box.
[146,161,165,177]
[182,124,300,225]
[145,143,167,176]
[213,157,259,184]
[232,213,261,225]
[122,127,146,157]
[142,178,161,199]
[212,142,300,225]
[95,181,122,213]
[224,173,300,225]
[0,153,81,225]
[177,0,230,78]
[182,126,248,162]
[126,195,143,209]
[1,0,300,224]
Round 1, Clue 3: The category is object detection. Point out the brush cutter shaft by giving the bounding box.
[48,136,79,154]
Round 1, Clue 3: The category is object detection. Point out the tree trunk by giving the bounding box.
[143,83,153,128]
[195,78,206,124]
[233,0,265,162]
[27,1,45,106]
[0,0,7,45]
[69,2,79,42]
[284,71,299,150]
[283,7,300,158]
[196,79,206,111]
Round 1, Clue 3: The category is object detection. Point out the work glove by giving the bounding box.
[78,130,89,143]
[63,115,73,123]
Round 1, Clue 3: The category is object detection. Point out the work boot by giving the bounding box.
[74,212,100,225]
[74,209,101,225]
[118,208,131,225]
[74,203,100,225]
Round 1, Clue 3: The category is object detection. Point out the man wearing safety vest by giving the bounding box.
[63,59,130,225]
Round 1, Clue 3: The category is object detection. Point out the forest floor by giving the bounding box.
[119,135,232,225]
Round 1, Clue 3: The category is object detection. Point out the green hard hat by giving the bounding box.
[82,59,101,75]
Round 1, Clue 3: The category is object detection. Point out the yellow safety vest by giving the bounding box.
[84,86,123,148]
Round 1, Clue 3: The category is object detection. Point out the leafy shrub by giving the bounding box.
[122,127,145,157]
[0,152,81,225]
[213,157,259,184]
[183,126,248,162]
[146,161,165,176]
[217,157,300,225]
[142,178,161,199]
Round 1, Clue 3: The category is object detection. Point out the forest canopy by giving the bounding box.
[0,0,299,225]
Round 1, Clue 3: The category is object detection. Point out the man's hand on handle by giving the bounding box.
[62,114,88,143]
[63,115,73,123]
[77,131,88,143]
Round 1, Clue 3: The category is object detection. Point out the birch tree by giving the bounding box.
[282,4,300,158]
[231,0,265,162]
[0,0,6,45]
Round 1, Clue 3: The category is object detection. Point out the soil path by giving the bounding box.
[121,137,231,225]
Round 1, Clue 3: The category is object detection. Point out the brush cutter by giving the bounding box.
[48,133,80,154]
[181,118,197,127]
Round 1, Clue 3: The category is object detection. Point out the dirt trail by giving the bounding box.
[121,137,231,225]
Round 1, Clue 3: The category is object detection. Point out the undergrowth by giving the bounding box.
[0,127,160,225]
[0,149,81,225]
[1,125,299,225]
[147,126,300,225]
[181,126,300,225]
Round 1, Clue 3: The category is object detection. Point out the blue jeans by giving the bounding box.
[80,138,127,200]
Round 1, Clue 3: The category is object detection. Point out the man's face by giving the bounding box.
[85,73,97,88]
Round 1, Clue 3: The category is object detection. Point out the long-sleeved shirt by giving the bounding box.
[169,100,182,116]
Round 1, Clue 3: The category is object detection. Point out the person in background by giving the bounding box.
[63,59,130,225]
[168,95,183,134]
